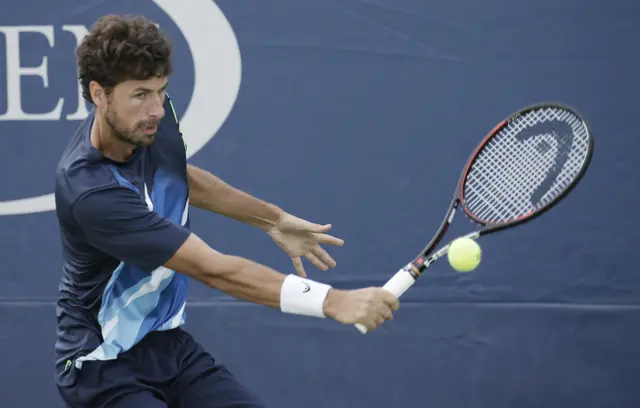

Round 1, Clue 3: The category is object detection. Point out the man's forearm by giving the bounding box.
[186,164,283,231]
[211,254,339,318]
[203,253,289,309]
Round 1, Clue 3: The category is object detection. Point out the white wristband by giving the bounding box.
[280,274,332,318]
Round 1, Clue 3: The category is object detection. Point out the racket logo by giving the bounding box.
[514,120,575,207]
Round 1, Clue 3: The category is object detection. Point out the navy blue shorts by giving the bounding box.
[56,328,265,408]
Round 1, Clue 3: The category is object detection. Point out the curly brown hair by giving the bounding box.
[76,14,173,104]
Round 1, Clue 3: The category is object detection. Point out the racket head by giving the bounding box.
[457,102,593,231]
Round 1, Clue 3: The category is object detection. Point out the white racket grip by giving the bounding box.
[354,266,417,334]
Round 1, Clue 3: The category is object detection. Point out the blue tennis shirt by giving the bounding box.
[54,94,192,372]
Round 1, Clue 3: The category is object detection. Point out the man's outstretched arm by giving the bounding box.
[186,164,282,231]
[71,185,398,332]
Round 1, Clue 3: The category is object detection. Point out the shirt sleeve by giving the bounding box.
[71,185,191,272]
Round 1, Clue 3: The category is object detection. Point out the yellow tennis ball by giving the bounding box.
[447,237,481,272]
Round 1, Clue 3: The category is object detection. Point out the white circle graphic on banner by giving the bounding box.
[0,0,241,215]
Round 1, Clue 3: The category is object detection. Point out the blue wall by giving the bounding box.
[1,1,639,407]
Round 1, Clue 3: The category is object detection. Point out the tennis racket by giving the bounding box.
[355,102,594,334]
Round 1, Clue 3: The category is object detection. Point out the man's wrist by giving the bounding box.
[263,205,285,233]
[279,274,332,318]
[322,288,344,320]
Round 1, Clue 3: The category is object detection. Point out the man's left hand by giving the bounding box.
[267,212,344,278]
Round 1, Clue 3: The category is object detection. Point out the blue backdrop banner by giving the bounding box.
[1,1,639,407]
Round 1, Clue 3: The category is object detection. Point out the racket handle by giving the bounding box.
[354,265,417,334]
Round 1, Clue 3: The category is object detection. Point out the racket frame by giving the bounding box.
[415,102,594,275]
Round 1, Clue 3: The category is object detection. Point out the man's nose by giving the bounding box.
[149,103,165,120]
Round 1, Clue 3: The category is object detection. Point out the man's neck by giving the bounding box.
[90,114,135,162]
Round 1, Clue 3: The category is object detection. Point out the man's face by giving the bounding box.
[100,76,168,147]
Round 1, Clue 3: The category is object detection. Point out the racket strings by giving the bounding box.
[463,107,590,223]
[468,108,588,220]
[468,113,584,220]
[471,128,558,215]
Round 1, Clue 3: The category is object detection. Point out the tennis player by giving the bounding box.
[53,14,398,408]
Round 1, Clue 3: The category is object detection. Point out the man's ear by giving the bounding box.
[90,81,107,109]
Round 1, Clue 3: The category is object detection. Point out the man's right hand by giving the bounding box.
[322,288,399,331]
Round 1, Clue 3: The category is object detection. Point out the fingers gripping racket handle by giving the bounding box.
[354,265,417,334]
